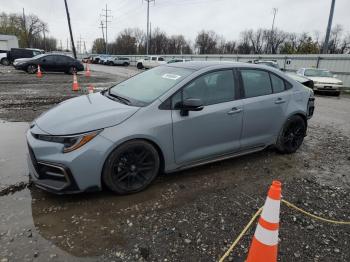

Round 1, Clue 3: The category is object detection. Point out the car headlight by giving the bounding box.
[33,130,102,153]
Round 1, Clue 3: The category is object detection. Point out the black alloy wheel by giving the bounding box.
[276,115,306,154]
[27,64,37,74]
[103,140,160,194]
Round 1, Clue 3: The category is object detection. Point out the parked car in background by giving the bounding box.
[136,56,166,69]
[27,61,314,195]
[167,58,191,64]
[251,60,280,70]
[285,73,314,90]
[0,51,7,65]
[99,55,112,65]
[107,57,130,66]
[297,68,343,96]
[1,48,44,66]
[13,54,84,74]
[82,56,93,63]
[92,56,102,64]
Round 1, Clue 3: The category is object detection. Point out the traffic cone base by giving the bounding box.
[246,237,277,261]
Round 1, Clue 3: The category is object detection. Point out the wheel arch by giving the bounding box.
[100,137,166,188]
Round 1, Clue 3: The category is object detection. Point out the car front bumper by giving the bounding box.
[26,129,114,194]
[314,83,342,92]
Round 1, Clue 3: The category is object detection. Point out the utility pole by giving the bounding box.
[99,20,106,52]
[22,8,28,47]
[322,0,336,54]
[144,0,155,55]
[101,4,112,54]
[64,0,77,59]
[270,8,278,54]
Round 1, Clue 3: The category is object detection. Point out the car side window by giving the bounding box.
[181,70,235,106]
[42,56,55,63]
[151,57,157,61]
[158,57,165,61]
[240,69,272,98]
[270,73,285,93]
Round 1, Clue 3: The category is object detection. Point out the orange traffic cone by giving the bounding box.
[72,72,80,91]
[36,65,42,78]
[88,84,94,94]
[85,61,91,77]
[246,181,282,262]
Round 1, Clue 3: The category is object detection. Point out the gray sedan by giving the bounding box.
[27,62,315,194]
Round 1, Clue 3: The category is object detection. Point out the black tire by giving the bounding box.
[102,140,160,194]
[68,66,76,75]
[137,63,143,69]
[26,64,37,74]
[276,115,306,154]
[108,61,114,66]
[333,91,340,97]
[1,58,10,66]
[123,62,129,67]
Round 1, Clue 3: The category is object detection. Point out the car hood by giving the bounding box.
[14,58,32,63]
[34,93,140,135]
[307,76,342,84]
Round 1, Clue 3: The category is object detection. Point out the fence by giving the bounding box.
[84,53,350,87]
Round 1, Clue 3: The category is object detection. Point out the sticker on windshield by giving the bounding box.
[162,73,182,80]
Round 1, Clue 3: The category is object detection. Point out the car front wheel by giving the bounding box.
[67,66,76,75]
[26,64,37,74]
[102,140,160,194]
[1,58,10,66]
[276,115,306,154]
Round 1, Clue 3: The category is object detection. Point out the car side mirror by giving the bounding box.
[180,98,204,116]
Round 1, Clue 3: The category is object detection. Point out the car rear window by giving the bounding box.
[240,69,272,98]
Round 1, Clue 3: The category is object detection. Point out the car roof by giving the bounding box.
[165,61,270,71]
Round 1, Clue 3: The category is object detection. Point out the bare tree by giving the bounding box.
[195,30,218,54]
[247,29,264,54]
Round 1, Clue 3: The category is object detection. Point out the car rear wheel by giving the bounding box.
[123,62,129,66]
[26,64,37,74]
[137,63,143,69]
[276,115,306,154]
[102,140,160,194]
[1,58,9,66]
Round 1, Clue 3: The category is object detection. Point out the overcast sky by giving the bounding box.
[1,0,349,50]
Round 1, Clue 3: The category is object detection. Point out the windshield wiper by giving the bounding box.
[108,91,131,105]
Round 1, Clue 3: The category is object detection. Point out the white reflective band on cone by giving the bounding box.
[254,224,279,246]
[261,198,280,223]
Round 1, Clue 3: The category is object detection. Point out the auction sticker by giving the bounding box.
[162,74,182,80]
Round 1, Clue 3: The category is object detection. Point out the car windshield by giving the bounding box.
[109,66,193,106]
[304,69,333,77]
[33,54,46,59]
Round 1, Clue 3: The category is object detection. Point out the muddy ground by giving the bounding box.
[0,65,349,261]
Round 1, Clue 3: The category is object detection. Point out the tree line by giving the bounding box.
[1,12,349,55]
[0,12,57,51]
[93,25,350,55]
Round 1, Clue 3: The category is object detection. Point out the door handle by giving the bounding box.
[275,98,286,104]
[227,107,243,115]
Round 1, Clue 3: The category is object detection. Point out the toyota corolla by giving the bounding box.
[27,62,315,194]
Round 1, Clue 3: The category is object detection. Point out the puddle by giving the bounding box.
[0,122,29,191]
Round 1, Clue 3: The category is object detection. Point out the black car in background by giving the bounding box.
[13,54,84,74]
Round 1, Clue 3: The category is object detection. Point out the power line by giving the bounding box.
[101,4,112,54]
